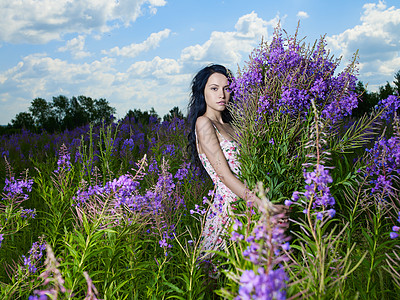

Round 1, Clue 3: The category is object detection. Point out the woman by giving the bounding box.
[187,64,262,258]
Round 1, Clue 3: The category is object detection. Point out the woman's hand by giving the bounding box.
[272,204,290,227]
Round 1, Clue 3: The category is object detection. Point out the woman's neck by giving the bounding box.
[203,110,224,124]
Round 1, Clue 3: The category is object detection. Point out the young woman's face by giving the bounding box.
[204,72,230,113]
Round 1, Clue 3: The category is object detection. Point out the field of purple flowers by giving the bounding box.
[1,27,400,299]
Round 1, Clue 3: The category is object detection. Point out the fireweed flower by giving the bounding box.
[236,267,288,300]
[230,27,358,125]
[21,239,47,274]
[286,160,336,222]
[21,208,37,219]
[55,143,72,173]
[365,136,400,195]
[0,234,4,248]
[2,175,34,202]
[74,157,186,254]
[377,94,400,121]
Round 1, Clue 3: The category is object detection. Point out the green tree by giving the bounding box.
[29,97,58,131]
[378,81,395,100]
[163,106,184,122]
[52,95,69,123]
[63,96,87,129]
[351,81,379,117]
[394,70,400,94]
[93,98,116,124]
[10,112,35,130]
[125,107,159,124]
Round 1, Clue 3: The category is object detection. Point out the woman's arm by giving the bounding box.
[195,116,257,202]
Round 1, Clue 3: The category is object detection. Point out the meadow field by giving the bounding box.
[1,28,400,299]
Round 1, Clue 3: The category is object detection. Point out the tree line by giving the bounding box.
[1,95,184,135]
[9,95,116,133]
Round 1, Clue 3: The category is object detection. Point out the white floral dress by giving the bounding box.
[195,124,241,257]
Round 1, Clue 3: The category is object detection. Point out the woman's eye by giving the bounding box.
[211,87,218,91]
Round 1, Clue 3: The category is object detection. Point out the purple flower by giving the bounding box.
[233,219,243,231]
[21,208,37,219]
[3,176,34,202]
[21,239,47,274]
[236,267,288,300]
[159,239,168,247]
[231,231,244,241]
[284,200,292,206]
[390,232,399,239]
[55,143,72,173]
[282,242,290,251]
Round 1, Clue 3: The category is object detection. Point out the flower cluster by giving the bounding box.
[22,238,47,274]
[240,219,290,266]
[227,183,290,299]
[74,158,186,255]
[365,136,400,194]
[55,143,72,173]
[189,190,224,221]
[230,27,358,124]
[286,164,336,221]
[378,95,400,121]
[2,175,34,202]
[236,267,288,300]
[21,208,37,219]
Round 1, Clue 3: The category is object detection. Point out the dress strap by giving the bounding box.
[194,129,201,153]
[211,123,223,138]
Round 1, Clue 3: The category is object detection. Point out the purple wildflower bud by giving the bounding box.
[159,239,168,248]
[284,200,292,206]
[230,231,244,241]
[233,219,243,231]
[282,242,290,251]
[328,209,336,218]
[392,226,400,232]
[390,232,399,239]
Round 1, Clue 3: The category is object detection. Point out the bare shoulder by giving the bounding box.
[195,116,218,144]
[195,116,214,134]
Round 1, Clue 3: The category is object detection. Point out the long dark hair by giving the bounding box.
[187,64,233,172]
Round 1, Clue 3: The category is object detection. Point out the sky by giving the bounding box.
[0,0,399,125]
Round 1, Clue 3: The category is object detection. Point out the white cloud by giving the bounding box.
[297,11,309,19]
[180,12,279,67]
[326,1,400,89]
[104,29,171,57]
[58,35,91,59]
[0,0,167,44]
[127,56,181,77]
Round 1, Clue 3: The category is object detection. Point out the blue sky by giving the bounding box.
[0,0,399,125]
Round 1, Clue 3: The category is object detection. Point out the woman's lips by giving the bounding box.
[218,101,226,105]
